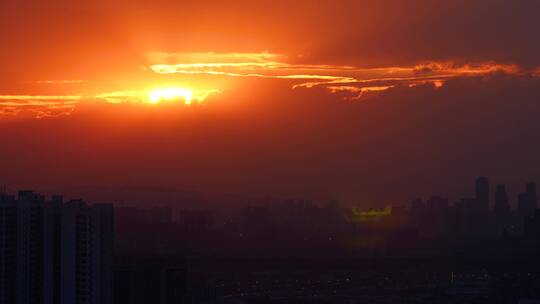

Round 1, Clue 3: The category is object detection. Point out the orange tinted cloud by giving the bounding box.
[326,85,394,100]
[149,52,531,99]
[94,89,220,104]
[0,95,81,118]
[33,80,86,84]
[0,87,221,117]
[0,50,537,118]
[413,62,522,75]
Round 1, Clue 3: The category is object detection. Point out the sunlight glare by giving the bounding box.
[149,88,193,105]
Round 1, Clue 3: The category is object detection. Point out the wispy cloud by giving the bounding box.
[148,52,531,100]
[0,52,537,118]
[93,91,143,104]
[0,95,82,101]
[33,80,86,84]
[412,62,521,75]
[94,89,220,104]
[0,88,221,118]
[326,85,394,100]
[0,95,82,118]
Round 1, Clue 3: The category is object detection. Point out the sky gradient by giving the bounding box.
[1,0,540,205]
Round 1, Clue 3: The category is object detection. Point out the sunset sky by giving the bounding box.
[1,0,540,204]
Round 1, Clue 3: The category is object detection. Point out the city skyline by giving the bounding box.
[2,1,540,303]
[3,179,540,303]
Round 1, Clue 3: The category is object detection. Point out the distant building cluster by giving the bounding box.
[409,177,540,240]
[111,178,540,258]
[0,191,113,304]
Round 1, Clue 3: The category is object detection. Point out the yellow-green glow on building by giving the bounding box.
[346,206,392,223]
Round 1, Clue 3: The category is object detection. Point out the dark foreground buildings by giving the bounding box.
[112,256,192,304]
[0,191,113,304]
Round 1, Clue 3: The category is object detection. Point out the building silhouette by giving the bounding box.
[406,178,540,240]
[493,184,512,235]
[475,177,490,216]
[524,208,540,250]
[494,184,510,214]
[523,183,537,217]
[113,256,189,304]
[0,191,113,304]
[527,182,538,208]
[178,210,214,234]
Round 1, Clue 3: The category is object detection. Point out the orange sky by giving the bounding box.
[1,0,540,204]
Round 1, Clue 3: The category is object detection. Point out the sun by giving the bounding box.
[148,88,193,105]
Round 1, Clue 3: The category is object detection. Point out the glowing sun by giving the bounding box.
[149,88,193,105]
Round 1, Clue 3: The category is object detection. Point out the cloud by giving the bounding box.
[0,96,81,118]
[92,91,144,104]
[148,53,536,100]
[1,53,537,118]
[326,85,393,100]
[0,95,81,101]
[412,62,522,76]
[0,87,222,117]
[33,80,86,84]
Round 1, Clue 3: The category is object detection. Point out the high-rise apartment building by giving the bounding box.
[0,191,113,304]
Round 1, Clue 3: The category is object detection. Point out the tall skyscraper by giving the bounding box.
[0,191,113,304]
[493,184,511,235]
[527,182,538,212]
[518,182,537,219]
[0,194,21,304]
[475,177,490,215]
[0,191,49,304]
[493,184,510,214]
